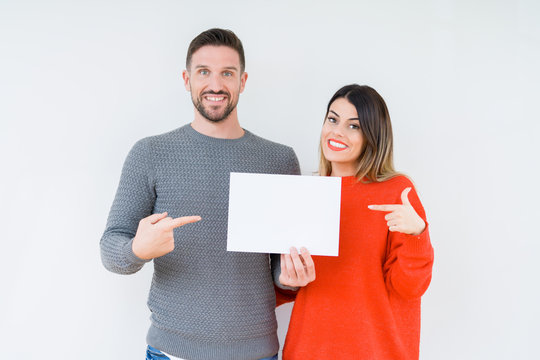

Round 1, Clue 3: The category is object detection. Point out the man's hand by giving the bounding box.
[368,187,426,235]
[132,212,201,260]
[279,247,316,287]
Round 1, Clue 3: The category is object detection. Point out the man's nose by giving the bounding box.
[207,74,224,92]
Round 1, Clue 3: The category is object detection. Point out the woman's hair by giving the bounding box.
[319,84,399,182]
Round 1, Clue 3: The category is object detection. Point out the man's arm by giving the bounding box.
[100,138,156,274]
[284,147,301,176]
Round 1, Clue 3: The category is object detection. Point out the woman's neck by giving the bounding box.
[330,163,357,177]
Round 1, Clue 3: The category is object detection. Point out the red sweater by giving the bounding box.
[282,175,434,360]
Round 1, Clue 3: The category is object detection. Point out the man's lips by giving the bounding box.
[327,139,348,151]
[202,92,228,103]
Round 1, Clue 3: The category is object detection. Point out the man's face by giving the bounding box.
[183,46,247,123]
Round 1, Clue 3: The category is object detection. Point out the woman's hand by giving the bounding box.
[279,247,316,287]
[368,187,426,236]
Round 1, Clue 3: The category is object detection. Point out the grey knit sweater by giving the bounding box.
[100,124,300,360]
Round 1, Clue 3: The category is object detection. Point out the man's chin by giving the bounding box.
[201,109,229,122]
[200,107,234,123]
[194,99,236,123]
[204,116,227,123]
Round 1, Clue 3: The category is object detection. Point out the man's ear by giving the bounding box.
[182,70,190,91]
[239,72,248,93]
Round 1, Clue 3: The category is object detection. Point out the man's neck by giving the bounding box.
[190,111,245,139]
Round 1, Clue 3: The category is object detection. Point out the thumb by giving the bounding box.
[146,212,168,224]
[401,187,412,206]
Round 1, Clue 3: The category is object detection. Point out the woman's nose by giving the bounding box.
[331,124,346,137]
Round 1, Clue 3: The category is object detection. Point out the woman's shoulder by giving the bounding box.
[366,174,415,190]
[385,174,414,187]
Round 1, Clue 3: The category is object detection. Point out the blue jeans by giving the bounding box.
[146,345,278,360]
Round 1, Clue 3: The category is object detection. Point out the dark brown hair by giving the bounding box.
[186,28,245,72]
[319,84,398,182]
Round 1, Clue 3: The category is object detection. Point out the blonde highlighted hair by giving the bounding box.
[319,84,399,182]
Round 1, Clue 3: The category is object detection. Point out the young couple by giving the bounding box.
[100,28,434,360]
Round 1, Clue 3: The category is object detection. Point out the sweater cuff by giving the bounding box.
[401,223,432,254]
[123,238,152,267]
[275,281,300,292]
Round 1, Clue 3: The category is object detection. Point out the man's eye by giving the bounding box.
[223,71,233,77]
[200,70,209,75]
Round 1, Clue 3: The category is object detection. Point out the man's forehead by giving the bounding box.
[190,45,241,69]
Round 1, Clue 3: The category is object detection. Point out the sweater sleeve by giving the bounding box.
[100,138,156,274]
[286,148,301,176]
[383,184,434,300]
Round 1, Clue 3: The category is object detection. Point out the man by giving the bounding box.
[100,28,305,360]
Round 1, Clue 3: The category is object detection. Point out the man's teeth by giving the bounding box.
[207,96,225,101]
[329,140,347,149]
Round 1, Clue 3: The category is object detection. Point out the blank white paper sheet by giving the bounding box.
[227,173,341,256]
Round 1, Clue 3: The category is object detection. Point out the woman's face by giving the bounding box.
[321,97,364,176]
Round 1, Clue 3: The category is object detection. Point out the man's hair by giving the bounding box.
[319,84,399,183]
[186,28,245,72]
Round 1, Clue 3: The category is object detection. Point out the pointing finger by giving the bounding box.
[368,204,400,212]
[401,187,412,206]
[165,215,202,230]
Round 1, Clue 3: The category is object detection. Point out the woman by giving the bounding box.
[278,84,434,360]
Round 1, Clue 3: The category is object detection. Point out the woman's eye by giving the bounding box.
[349,124,360,130]
[327,117,337,123]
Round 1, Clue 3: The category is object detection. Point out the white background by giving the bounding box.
[1,0,539,359]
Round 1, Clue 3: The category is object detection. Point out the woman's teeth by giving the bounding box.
[329,140,347,149]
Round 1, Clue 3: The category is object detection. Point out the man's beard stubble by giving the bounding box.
[193,90,236,123]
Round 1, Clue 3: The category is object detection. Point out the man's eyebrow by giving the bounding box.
[193,65,239,71]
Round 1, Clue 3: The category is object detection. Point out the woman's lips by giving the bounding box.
[327,139,348,151]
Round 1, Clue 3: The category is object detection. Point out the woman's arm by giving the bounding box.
[370,186,434,300]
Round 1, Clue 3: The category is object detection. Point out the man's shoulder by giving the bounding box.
[145,124,190,142]
[245,130,295,154]
[131,124,190,150]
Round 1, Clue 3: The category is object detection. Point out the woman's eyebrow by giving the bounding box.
[330,110,359,121]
